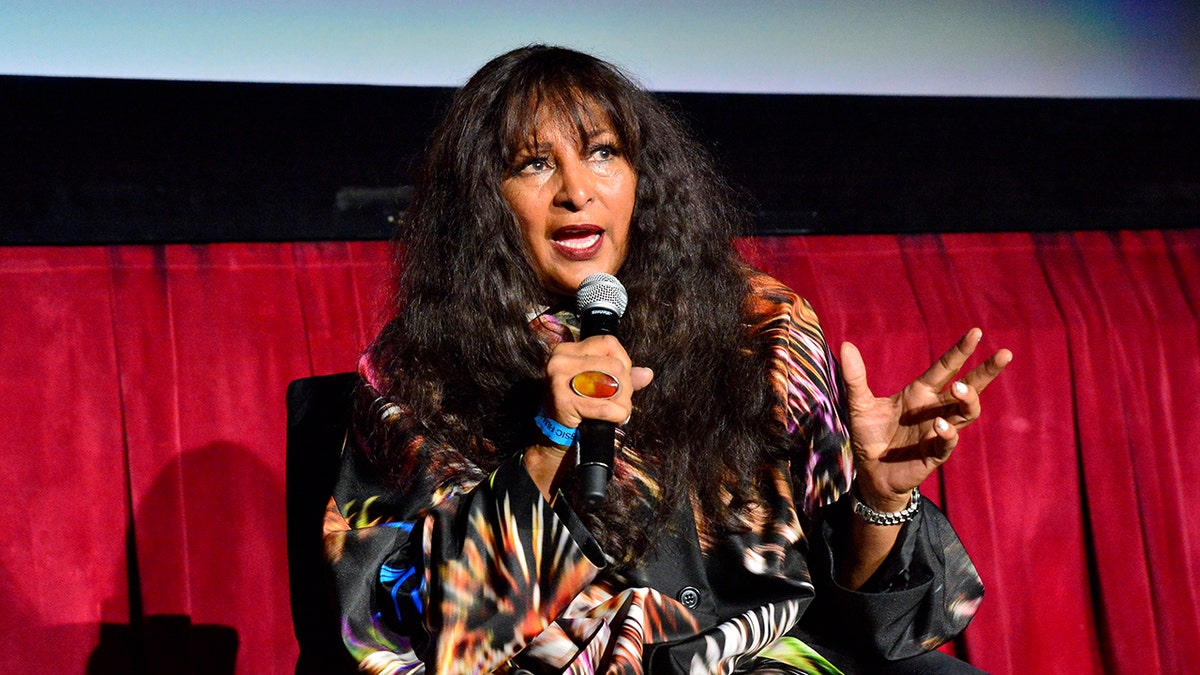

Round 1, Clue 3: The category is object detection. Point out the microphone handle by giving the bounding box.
[577,306,621,510]
[577,419,615,510]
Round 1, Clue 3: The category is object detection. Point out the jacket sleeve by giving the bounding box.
[748,273,983,659]
[323,382,606,674]
[803,497,985,659]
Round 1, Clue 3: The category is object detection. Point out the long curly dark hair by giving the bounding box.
[363,45,786,567]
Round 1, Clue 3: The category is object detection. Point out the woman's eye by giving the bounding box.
[591,145,617,161]
[516,157,551,174]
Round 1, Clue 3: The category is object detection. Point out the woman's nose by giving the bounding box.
[553,158,595,211]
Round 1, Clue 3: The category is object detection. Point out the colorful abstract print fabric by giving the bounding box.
[322,273,977,673]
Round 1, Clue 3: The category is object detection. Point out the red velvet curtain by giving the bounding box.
[1,231,1196,674]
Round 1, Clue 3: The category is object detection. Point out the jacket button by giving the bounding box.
[677,586,701,609]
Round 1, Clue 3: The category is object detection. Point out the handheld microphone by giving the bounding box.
[575,272,628,510]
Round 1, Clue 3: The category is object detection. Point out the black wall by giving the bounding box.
[3,75,1196,245]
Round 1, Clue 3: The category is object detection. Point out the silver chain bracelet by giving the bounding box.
[851,487,921,526]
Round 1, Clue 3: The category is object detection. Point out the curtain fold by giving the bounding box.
[0,231,1195,674]
[0,247,132,671]
[1036,230,1200,674]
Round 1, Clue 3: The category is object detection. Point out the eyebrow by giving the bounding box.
[517,127,614,154]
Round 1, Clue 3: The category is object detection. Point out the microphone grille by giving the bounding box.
[576,273,627,317]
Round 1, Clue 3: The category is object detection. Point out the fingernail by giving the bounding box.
[953,381,968,396]
[936,418,950,432]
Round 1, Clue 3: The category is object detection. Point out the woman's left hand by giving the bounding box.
[840,328,1012,512]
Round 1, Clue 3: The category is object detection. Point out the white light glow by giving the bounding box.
[1,1,1196,97]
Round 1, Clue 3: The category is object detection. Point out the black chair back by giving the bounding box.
[285,373,360,674]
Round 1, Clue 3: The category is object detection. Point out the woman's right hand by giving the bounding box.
[545,335,652,429]
[525,335,654,499]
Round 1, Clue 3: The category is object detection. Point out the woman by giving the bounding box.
[323,45,1011,674]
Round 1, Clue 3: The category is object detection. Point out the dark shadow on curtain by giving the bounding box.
[85,442,277,674]
[87,617,238,674]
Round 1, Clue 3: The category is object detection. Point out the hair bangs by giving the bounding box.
[494,56,642,171]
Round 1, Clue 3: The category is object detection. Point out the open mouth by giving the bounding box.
[551,225,604,260]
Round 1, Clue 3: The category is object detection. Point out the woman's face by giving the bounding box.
[501,109,636,299]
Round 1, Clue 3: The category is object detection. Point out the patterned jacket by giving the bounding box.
[323,273,983,674]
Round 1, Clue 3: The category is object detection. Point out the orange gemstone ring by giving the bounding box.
[570,370,620,399]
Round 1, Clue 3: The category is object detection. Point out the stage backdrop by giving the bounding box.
[0,230,1196,674]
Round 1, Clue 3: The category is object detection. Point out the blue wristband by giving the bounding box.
[534,414,577,447]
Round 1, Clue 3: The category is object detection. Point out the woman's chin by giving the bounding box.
[540,265,619,299]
